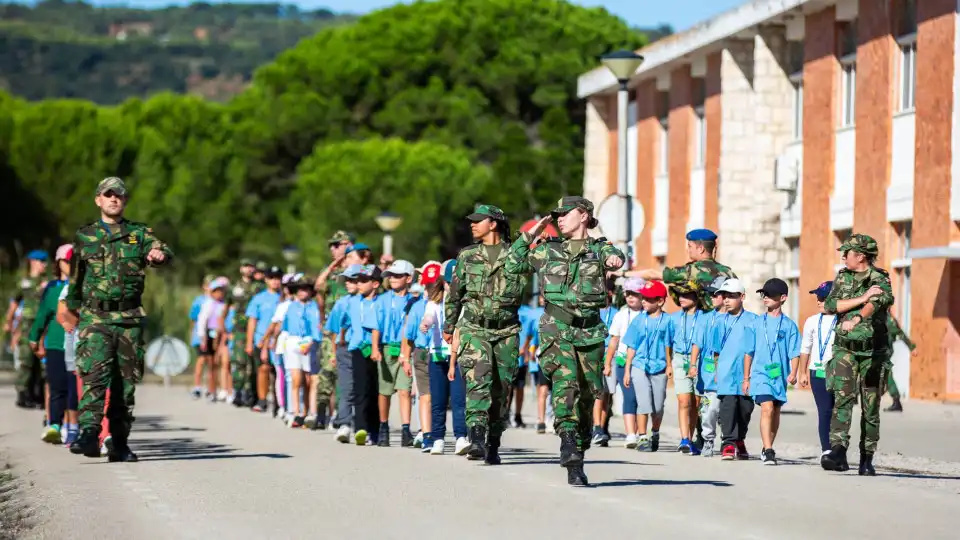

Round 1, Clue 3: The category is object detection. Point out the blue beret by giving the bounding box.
[685,229,717,242]
[346,242,371,254]
[26,250,48,262]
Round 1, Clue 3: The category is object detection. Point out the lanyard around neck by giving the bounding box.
[762,313,784,358]
[641,313,665,359]
[817,314,834,362]
[719,311,743,351]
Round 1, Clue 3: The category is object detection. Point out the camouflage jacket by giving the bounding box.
[823,265,894,356]
[505,232,624,347]
[66,219,174,324]
[15,273,47,326]
[444,241,528,338]
[322,269,348,318]
[227,278,262,333]
[886,314,916,351]
[662,259,737,312]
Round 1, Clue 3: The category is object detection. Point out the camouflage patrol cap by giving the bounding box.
[289,274,313,289]
[329,230,356,245]
[255,261,268,272]
[96,176,127,197]
[466,204,507,223]
[551,196,599,229]
[668,279,701,306]
[240,258,255,268]
[838,233,879,257]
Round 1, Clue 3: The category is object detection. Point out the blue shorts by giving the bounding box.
[754,394,785,407]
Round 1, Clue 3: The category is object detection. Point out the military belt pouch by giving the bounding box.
[835,338,871,353]
[468,316,519,330]
[85,297,142,312]
[545,304,600,329]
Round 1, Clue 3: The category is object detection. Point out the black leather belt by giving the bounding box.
[545,304,601,329]
[468,316,519,330]
[834,338,872,353]
[85,298,142,312]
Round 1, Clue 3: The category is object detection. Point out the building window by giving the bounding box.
[785,238,800,322]
[840,58,856,127]
[790,73,803,140]
[656,91,670,177]
[897,1,918,112]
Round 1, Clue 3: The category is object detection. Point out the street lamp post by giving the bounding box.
[374,212,403,257]
[281,246,300,274]
[601,50,645,265]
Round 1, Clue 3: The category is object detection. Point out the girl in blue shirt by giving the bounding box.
[622,280,673,452]
[281,278,322,428]
[669,288,708,455]
[745,279,801,466]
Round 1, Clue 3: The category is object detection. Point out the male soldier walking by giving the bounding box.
[883,311,916,412]
[230,259,262,407]
[821,233,892,476]
[65,177,173,462]
[624,229,736,312]
[443,205,526,464]
[315,231,355,428]
[5,250,49,408]
[506,197,624,486]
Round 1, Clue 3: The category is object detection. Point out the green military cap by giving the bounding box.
[551,196,598,228]
[328,230,356,245]
[838,233,879,257]
[289,274,314,288]
[466,204,507,222]
[96,176,128,197]
[240,258,255,267]
[255,260,268,271]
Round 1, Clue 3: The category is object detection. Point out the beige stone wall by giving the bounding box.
[583,98,611,207]
[718,26,794,312]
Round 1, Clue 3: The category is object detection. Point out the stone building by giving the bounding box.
[577,0,960,401]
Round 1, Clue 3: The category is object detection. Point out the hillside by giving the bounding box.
[0,1,355,103]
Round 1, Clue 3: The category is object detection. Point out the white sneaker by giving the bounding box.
[217,390,229,402]
[335,425,351,443]
[624,434,639,449]
[304,415,317,429]
[430,439,445,455]
[413,431,424,448]
[454,437,471,455]
[277,408,286,420]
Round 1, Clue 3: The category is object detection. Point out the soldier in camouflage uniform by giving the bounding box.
[6,250,49,408]
[883,312,915,412]
[444,205,526,465]
[315,230,355,428]
[821,233,893,476]
[228,259,263,407]
[65,177,173,462]
[505,196,624,486]
[625,228,736,313]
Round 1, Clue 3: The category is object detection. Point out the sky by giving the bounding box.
[60,0,746,32]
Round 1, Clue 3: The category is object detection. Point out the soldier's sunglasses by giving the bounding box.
[101,190,125,200]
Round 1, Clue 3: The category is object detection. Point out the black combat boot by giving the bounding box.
[15,390,31,408]
[485,432,502,465]
[566,461,589,487]
[232,391,244,407]
[858,452,876,476]
[821,444,850,472]
[884,398,903,412]
[108,435,139,463]
[69,430,102,458]
[467,425,487,461]
[558,431,583,468]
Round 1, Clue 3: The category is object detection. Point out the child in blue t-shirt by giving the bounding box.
[669,288,708,455]
[709,278,759,461]
[622,280,673,452]
[690,279,728,458]
[747,278,800,466]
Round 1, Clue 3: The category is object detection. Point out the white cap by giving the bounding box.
[384,260,415,276]
[209,277,230,291]
[717,278,745,294]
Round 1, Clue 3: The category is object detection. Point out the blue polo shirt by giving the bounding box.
[600,306,617,347]
[623,311,674,374]
[345,294,384,351]
[404,297,431,349]
[749,313,801,403]
[324,294,354,337]
[710,310,759,396]
[246,289,282,345]
[189,294,206,347]
[670,308,708,356]
[695,310,726,393]
[377,290,411,345]
[282,300,322,342]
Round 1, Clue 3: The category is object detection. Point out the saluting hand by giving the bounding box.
[529,215,553,238]
[146,248,166,264]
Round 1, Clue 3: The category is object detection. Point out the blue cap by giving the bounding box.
[809,281,833,300]
[26,250,48,262]
[342,264,365,279]
[345,242,371,254]
[685,229,717,242]
[442,259,457,283]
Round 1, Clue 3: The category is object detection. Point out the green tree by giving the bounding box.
[236,0,645,229]
[284,138,492,266]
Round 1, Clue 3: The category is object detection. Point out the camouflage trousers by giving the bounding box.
[886,371,900,399]
[457,331,519,437]
[76,319,144,441]
[827,349,889,453]
[314,336,337,414]
[230,331,256,394]
[539,340,604,450]
[15,334,44,396]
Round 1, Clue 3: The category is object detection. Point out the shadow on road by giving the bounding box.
[591,479,733,488]
[499,457,657,467]
[131,415,207,433]
[879,472,960,481]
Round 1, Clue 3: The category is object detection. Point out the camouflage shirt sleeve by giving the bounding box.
[597,240,625,270]
[443,251,468,335]
[887,314,916,350]
[822,272,843,314]
[867,269,894,311]
[503,232,536,275]
[143,225,174,265]
[65,229,87,312]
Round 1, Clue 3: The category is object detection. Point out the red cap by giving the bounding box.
[420,263,442,286]
[639,280,667,299]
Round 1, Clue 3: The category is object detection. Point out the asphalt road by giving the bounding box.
[2,383,958,540]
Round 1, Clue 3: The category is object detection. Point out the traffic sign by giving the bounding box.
[595,194,645,243]
[145,336,190,384]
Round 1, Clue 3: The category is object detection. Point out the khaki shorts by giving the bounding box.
[672,353,695,395]
[413,348,430,396]
[379,348,413,396]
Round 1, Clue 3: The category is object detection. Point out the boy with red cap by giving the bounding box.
[622,280,673,452]
[400,261,442,451]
